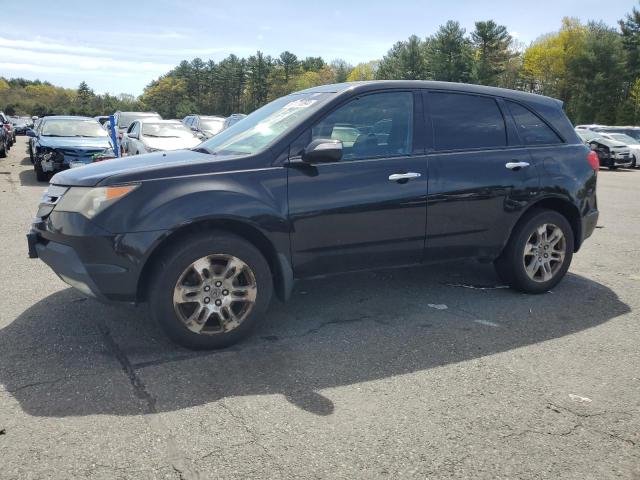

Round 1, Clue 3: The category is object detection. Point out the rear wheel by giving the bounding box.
[495,209,574,294]
[148,231,273,349]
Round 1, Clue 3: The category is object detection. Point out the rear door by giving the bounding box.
[423,90,539,261]
[288,90,429,277]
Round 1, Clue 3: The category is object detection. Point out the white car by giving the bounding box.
[123,120,202,155]
[597,132,640,168]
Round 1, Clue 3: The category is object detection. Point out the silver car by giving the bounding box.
[123,120,202,155]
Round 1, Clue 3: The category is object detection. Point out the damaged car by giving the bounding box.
[575,129,633,169]
[26,116,115,181]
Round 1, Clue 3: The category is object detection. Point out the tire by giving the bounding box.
[148,231,273,349]
[494,209,574,294]
[0,141,6,158]
[29,147,34,164]
[34,161,48,182]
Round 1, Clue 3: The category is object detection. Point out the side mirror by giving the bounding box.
[26,129,36,137]
[302,138,343,163]
[191,126,199,132]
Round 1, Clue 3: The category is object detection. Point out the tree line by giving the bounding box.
[2,5,640,125]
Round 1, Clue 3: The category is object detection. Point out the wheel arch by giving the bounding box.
[503,196,583,255]
[136,218,293,304]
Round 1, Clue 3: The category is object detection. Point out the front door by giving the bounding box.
[288,91,428,277]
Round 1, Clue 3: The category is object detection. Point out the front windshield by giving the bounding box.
[41,119,108,137]
[608,133,638,144]
[118,113,160,128]
[201,118,224,133]
[142,123,195,138]
[576,130,599,142]
[200,92,333,156]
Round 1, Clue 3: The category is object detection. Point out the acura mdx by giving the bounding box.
[27,81,599,349]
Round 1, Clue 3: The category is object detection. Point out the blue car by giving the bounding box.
[27,116,115,182]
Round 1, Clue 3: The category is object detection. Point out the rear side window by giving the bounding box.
[506,101,562,145]
[429,92,506,151]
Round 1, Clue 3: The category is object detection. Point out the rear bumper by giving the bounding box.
[581,209,599,244]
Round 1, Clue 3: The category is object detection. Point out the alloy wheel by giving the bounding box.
[523,223,566,283]
[173,254,257,335]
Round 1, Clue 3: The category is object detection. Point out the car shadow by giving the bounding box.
[0,261,629,417]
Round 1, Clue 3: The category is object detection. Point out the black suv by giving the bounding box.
[28,81,599,349]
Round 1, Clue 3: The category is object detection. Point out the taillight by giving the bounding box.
[587,150,599,172]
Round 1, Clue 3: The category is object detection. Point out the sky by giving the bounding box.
[0,0,635,96]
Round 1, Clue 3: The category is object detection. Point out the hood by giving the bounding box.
[39,135,112,150]
[143,136,201,151]
[592,137,627,149]
[50,149,254,187]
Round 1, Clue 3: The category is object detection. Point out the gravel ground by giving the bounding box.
[0,137,638,479]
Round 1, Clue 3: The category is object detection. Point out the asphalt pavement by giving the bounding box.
[0,137,638,479]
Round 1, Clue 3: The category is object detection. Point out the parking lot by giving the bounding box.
[0,136,638,478]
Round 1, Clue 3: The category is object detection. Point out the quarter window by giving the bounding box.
[312,92,413,160]
[506,101,562,145]
[429,92,506,151]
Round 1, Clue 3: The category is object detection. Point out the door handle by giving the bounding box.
[505,161,530,170]
[388,172,421,181]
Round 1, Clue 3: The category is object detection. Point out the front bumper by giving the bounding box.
[609,152,633,167]
[28,212,167,303]
[28,232,109,300]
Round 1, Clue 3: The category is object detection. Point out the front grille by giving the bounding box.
[58,148,104,158]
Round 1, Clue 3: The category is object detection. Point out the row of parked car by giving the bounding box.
[575,124,640,169]
[20,111,247,181]
[0,112,34,157]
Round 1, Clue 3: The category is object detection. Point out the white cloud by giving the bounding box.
[0,37,111,56]
[0,46,173,75]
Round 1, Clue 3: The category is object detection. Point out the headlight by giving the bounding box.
[56,184,139,219]
[37,147,59,161]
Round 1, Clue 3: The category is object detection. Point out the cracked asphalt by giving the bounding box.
[0,137,639,479]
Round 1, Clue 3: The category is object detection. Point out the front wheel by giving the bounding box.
[34,161,48,182]
[148,231,273,349]
[495,209,574,294]
[0,141,6,158]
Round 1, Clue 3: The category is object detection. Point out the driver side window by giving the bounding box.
[311,91,413,161]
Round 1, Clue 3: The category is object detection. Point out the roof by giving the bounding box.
[189,115,225,119]
[298,80,561,107]
[116,111,159,115]
[40,116,96,121]
[138,119,181,124]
